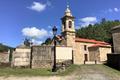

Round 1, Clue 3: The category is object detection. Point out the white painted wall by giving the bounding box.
[56,47,72,60]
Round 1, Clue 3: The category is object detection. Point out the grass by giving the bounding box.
[0,64,120,78]
[0,65,78,77]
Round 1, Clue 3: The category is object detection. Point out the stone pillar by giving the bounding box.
[112,25,120,54]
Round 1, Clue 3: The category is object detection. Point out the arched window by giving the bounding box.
[69,21,72,28]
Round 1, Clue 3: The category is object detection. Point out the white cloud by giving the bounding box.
[31,39,43,45]
[22,27,54,45]
[27,2,47,12]
[108,8,120,13]
[80,17,97,27]
[22,27,48,39]
[35,41,43,45]
[80,17,97,23]
[114,8,119,12]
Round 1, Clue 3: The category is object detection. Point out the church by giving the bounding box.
[55,4,112,64]
[12,4,112,68]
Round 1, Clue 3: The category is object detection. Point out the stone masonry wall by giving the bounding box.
[0,52,9,63]
[12,48,31,67]
[31,46,53,68]
[112,26,120,53]
[31,46,73,69]
[12,46,72,69]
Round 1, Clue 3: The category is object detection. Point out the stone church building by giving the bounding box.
[12,5,112,68]
[57,5,112,64]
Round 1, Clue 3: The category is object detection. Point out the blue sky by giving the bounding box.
[0,0,120,47]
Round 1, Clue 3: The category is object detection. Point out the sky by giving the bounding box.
[1,0,120,47]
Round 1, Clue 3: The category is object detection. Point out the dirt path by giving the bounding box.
[0,65,120,80]
[74,65,120,80]
[0,76,71,80]
[0,75,78,80]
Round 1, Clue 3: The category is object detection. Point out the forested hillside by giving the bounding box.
[0,43,14,52]
[76,19,120,44]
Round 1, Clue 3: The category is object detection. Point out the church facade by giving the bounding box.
[58,5,112,64]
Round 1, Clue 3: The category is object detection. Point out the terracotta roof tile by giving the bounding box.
[89,44,111,47]
[75,38,109,45]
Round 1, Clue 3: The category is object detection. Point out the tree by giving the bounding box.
[41,38,52,45]
[0,43,14,52]
[101,18,106,24]
[76,19,120,44]
[24,38,31,47]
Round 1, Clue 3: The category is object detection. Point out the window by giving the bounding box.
[84,45,87,51]
[69,21,72,28]
[63,22,66,29]
[84,54,88,61]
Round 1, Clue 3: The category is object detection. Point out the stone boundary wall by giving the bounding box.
[31,46,53,68]
[0,52,9,63]
[12,48,31,67]
[12,46,73,69]
[31,46,73,69]
[107,54,120,70]
[0,62,11,68]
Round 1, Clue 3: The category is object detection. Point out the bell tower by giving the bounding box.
[61,3,75,47]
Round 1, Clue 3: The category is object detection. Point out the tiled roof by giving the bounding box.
[56,35,63,41]
[89,44,111,48]
[75,38,109,45]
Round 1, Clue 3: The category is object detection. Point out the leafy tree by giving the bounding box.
[24,38,31,47]
[76,18,120,44]
[41,38,52,45]
[0,43,14,52]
